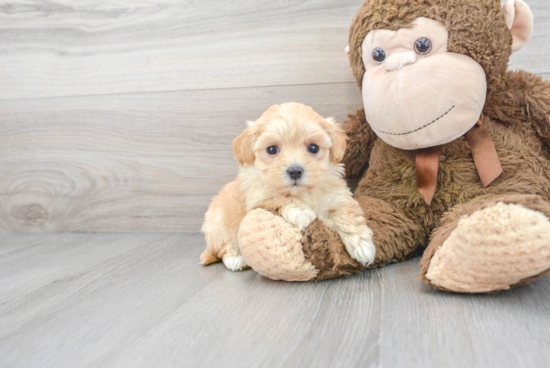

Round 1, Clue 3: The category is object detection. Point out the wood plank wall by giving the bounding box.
[0,0,549,232]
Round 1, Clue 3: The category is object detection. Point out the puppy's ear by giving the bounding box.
[329,123,347,163]
[232,125,256,166]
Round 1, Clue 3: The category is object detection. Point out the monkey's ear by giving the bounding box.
[232,125,256,166]
[502,0,534,52]
[329,123,347,164]
[345,45,350,61]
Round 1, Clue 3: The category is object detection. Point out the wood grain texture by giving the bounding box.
[0,0,363,100]
[0,0,546,100]
[0,233,549,368]
[0,0,549,232]
[0,83,363,232]
[0,0,550,98]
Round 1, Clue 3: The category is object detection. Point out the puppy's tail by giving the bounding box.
[200,249,220,265]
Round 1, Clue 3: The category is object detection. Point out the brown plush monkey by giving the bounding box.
[239,0,550,292]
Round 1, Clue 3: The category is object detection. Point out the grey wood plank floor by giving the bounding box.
[1,233,549,368]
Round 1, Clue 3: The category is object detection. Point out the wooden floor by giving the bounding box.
[1,233,549,368]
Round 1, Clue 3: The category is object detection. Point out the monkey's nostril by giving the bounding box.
[287,166,303,180]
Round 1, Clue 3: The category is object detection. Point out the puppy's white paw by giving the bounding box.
[282,204,317,232]
[343,228,376,266]
[223,255,248,271]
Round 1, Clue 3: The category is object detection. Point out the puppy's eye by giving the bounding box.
[308,144,319,154]
[372,47,386,63]
[414,37,432,55]
[266,146,279,155]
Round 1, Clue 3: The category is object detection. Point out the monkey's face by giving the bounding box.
[361,17,487,150]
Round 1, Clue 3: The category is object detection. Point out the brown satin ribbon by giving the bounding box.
[415,119,503,205]
[416,145,441,206]
[465,119,503,188]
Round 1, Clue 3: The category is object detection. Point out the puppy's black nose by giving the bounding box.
[287,166,303,180]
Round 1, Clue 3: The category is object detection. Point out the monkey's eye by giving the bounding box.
[414,37,432,55]
[372,47,386,63]
[308,144,319,154]
[266,146,279,155]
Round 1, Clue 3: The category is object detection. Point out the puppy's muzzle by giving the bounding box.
[287,165,303,181]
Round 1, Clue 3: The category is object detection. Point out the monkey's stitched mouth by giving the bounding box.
[376,105,455,136]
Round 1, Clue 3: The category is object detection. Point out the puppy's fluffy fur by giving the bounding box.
[201,102,375,271]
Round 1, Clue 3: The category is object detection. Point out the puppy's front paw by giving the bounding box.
[223,255,248,271]
[343,227,376,266]
[282,204,317,232]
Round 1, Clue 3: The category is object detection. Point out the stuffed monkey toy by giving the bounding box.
[238,0,550,292]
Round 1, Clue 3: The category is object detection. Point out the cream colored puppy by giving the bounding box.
[200,102,375,271]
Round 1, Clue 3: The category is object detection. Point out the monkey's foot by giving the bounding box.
[239,208,319,281]
[425,202,550,293]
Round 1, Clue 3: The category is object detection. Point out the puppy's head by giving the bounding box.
[233,102,346,195]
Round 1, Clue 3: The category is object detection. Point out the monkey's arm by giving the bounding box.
[342,109,378,179]
[487,71,550,149]
[525,74,550,149]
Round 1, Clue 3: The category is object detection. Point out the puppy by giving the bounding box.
[200,102,375,271]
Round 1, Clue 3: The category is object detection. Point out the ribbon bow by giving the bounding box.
[415,119,503,205]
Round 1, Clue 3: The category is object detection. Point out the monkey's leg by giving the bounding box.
[356,196,430,267]
[420,194,550,293]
